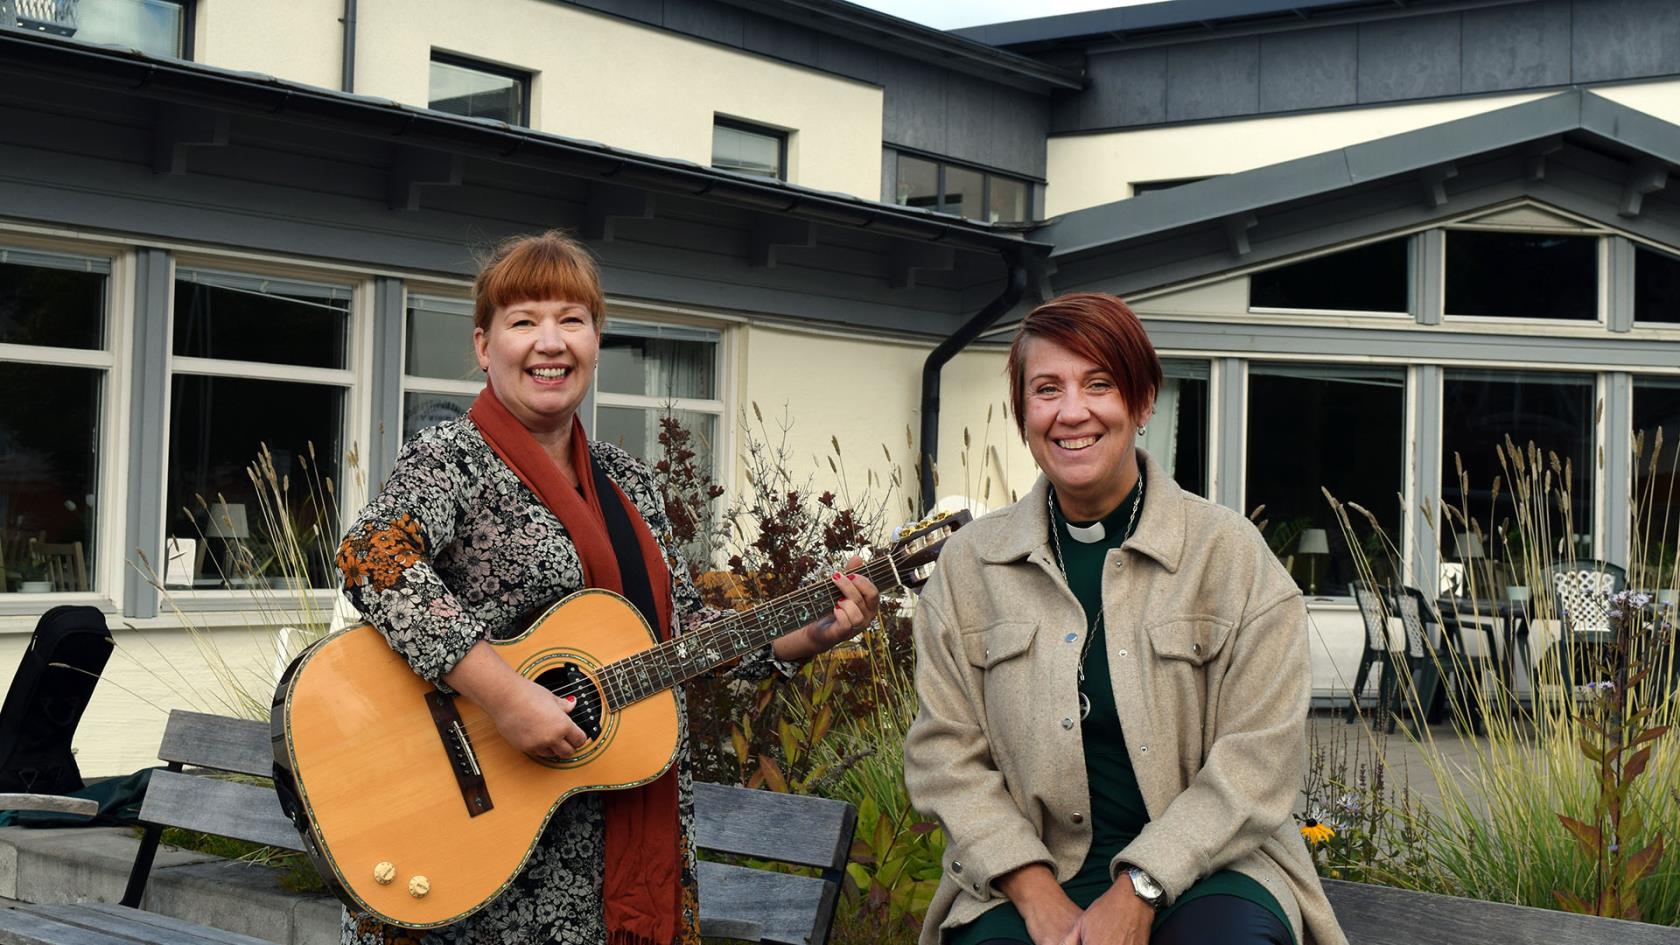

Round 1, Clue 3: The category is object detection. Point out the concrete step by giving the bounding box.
[0,826,340,945]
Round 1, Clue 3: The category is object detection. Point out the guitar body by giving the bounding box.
[273,589,678,929]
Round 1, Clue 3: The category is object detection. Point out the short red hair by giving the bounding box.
[1006,292,1161,438]
[473,230,605,333]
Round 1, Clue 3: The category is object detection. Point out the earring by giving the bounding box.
[1138,425,1148,435]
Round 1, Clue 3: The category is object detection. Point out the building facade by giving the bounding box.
[2,0,1678,771]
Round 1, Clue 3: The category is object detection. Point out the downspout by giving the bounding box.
[919,253,1030,514]
[341,0,357,93]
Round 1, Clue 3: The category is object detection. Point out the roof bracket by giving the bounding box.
[890,243,956,289]
[1224,212,1258,257]
[387,148,463,211]
[1419,163,1458,208]
[1619,160,1669,218]
[1525,136,1563,181]
[749,216,817,268]
[581,185,654,242]
[151,105,229,176]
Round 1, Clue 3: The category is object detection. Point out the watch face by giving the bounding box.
[1131,868,1164,901]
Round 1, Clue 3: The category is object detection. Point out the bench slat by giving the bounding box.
[693,782,855,871]
[26,904,271,945]
[1323,879,1680,944]
[0,909,138,945]
[697,860,839,945]
[0,795,98,818]
[156,711,272,777]
[139,770,302,852]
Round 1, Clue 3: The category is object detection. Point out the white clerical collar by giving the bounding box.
[1065,520,1106,543]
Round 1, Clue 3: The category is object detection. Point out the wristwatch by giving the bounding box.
[1126,866,1167,909]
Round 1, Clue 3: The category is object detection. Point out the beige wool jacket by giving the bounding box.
[903,450,1346,945]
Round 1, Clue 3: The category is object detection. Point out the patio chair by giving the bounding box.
[1541,559,1626,709]
[1346,580,1404,731]
[27,539,88,593]
[1394,585,1493,731]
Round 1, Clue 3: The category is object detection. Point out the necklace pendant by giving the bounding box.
[1078,691,1092,721]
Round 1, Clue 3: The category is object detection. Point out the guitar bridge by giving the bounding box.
[424,690,494,818]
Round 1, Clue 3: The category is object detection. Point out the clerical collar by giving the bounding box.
[1055,474,1144,545]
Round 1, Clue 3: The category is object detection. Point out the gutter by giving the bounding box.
[340,0,356,93]
[919,255,1030,513]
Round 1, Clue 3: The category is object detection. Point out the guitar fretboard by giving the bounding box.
[595,554,905,709]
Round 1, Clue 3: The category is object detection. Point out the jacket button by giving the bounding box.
[1071,812,1084,824]
[1140,745,1149,752]
[952,861,963,874]
[1061,717,1075,730]
[1192,643,1202,654]
[1117,648,1128,658]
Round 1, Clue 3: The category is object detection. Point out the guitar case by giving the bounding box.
[0,605,113,794]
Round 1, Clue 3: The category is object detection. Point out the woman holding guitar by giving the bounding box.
[334,230,879,945]
[903,294,1346,945]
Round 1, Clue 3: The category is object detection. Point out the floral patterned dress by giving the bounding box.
[335,416,793,945]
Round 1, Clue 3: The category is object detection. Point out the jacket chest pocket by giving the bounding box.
[1146,615,1234,666]
[962,621,1041,739]
[962,621,1039,669]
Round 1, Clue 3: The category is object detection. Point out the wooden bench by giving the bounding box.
[1324,877,1680,944]
[0,710,856,945]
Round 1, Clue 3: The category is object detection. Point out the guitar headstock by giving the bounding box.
[888,509,972,590]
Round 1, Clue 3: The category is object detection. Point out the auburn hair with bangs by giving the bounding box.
[1006,292,1162,438]
[472,230,606,332]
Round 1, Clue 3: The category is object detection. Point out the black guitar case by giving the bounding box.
[0,605,113,794]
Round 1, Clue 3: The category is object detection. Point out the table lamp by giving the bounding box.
[1297,528,1329,595]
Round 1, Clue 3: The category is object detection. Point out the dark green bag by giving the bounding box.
[0,766,156,828]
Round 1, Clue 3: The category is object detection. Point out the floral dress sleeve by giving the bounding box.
[337,425,489,683]
[594,441,800,682]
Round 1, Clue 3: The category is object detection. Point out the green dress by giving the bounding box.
[950,474,1293,944]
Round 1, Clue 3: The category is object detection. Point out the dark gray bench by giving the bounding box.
[0,710,856,945]
[1324,877,1680,944]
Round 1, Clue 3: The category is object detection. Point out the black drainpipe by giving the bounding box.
[919,253,1030,514]
[341,0,357,93]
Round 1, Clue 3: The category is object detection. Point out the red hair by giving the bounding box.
[1006,292,1161,437]
[473,230,605,332]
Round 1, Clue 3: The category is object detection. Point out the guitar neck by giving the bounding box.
[597,554,905,710]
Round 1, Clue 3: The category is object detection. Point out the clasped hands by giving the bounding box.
[1004,864,1155,945]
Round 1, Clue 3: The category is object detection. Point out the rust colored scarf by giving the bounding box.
[469,385,683,945]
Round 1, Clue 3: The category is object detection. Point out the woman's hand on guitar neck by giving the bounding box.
[444,640,590,759]
[772,556,881,662]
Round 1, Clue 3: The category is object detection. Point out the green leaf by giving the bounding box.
[1578,737,1607,764]
[1625,837,1665,885]
[1557,814,1602,851]
[1553,889,1593,914]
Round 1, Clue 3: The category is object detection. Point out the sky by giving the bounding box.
[850,0,1150,31]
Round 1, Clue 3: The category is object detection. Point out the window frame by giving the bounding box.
[0,240,128,608]
[400,287,481,441]
[1631,241,1680,329]
[1245,234,1415,320]
[711,116,789,182]
[891,150,1036,224]
[1440,224,1608,326]
[428,50,533,127]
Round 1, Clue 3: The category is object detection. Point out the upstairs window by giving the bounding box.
[1249,238,1409,314]
[712,118,786,181]
[1445,231,1598,320]
[429,52,530,126]
[894,154,1033,224]
[19,0,188,59]
[1634,245,1680,324]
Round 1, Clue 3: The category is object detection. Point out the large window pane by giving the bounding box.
[167,377,344,588]
[404,392,475,441]
[174,272,350,369]
[1634,246,1680,324]
[1,365,101,593]
[1250,238,1409,313]
[1140,359,1208,498]
[406,295,478,381]
[1633,378,1680,588]
[596,406,717,469]
[1247,364,1405,596]
[712,122,783,180]
[429,56,526,125]
[1445,231,1597,319]
[0,252,105,349]
[989,176,1029,224]
[1441,370,1595,572]
[944,166,983,220]
[896,156,938,211]
[65,0,186,58]
[598,323,717,400]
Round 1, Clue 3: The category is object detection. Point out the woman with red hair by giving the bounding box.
[336,230,879,945]
[905,294,1344,945]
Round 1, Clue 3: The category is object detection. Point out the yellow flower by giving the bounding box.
[1300,819,1335,846]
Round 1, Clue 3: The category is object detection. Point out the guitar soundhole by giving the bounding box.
[533,663,604,742]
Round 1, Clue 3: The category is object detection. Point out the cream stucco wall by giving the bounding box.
[194,0,344,92]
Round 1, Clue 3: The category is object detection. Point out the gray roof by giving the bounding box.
[957,0,1484,48]
[1033,89,1680,260]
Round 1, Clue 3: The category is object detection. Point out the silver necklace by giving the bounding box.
[1048,478,1143,721]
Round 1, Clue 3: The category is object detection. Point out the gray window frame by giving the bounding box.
[892,150,1037,223]
[428,50,532,127]
[711,116,788,182]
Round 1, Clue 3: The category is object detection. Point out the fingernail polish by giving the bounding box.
[833,571,843,580]
[564,695,576,704]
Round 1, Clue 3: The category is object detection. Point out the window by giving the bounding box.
[168,269,352,590]
[0,248,110,595]
[403,294,479,440]
[1250,238,1409,314]
[593,321,722,466]
[711,119,786,181]
[1445,231,1598,319]
[1140,359,1209,498]
[893,154,1033,223]
[1441,370,1596,570]
[1131,177,1210,195]
[1633,378,1680,586]
[17,0,187,58]
[1634,246,1680,324]
[429,52,529,126]
[1246,364,1406,596]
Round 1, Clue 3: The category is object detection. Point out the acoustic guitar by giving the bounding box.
[269,511,968,929]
